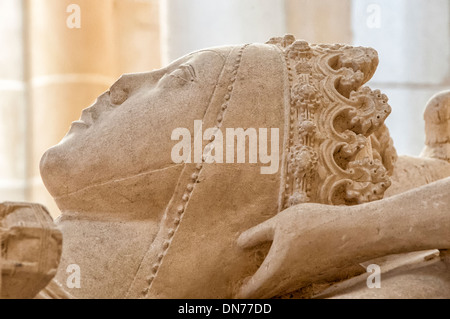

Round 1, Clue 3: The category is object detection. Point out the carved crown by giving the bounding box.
[267,35,397,207]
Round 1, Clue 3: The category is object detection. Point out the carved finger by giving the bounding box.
[236,244,284,299]
[237,219,275,249]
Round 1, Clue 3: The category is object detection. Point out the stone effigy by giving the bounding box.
[2,35,449,299]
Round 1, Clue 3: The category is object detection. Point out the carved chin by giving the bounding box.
[39,145,71,198]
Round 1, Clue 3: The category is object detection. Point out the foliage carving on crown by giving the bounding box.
[267,35,397,207]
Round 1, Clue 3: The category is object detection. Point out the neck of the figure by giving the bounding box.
[55,213,161,298]
[50,163,183,219]
[51,168,180,298]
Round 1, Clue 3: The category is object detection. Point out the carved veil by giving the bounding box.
[126,36,397,298]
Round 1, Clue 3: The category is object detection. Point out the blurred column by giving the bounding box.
[160,0,286,65]
[352,0,450,156]
[0,0,27,202]
[114,0,161,73]
[27,0,119,216]
[286,0,352,44]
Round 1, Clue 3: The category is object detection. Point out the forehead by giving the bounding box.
[165,49,228,72]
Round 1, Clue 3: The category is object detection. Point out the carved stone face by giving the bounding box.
[40,38,394,213]
[40,50,229,200]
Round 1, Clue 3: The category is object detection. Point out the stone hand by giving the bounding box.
[237,177,450,299]
[236,203,351,299]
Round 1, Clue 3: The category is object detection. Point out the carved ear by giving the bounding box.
[421,90,450,162]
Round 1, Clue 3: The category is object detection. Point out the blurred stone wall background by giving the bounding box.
[0,0,448,217]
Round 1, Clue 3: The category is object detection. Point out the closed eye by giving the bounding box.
[168,64,196,83]
[184,64,196,81]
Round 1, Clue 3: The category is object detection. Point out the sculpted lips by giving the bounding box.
[70,120,90,130]
[70,110,93,130]
[71,92,115,130]
[79,108,94,126]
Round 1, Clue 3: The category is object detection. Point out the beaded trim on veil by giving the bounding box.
[125,44,250,298]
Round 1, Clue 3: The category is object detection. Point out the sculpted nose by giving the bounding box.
[81,92,111,123]
[110,76,130,105]
[109,80,130,105]
[81,105,96,123]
